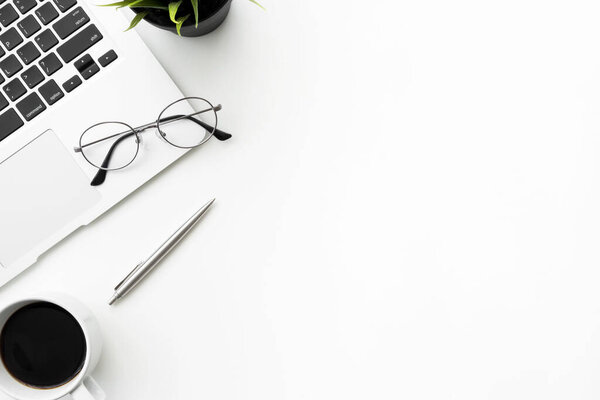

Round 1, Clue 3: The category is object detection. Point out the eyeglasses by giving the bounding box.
[74,97,232,186]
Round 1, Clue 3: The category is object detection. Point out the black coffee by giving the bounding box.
[0,301,86,389]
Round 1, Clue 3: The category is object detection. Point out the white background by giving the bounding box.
[2,0,600,399]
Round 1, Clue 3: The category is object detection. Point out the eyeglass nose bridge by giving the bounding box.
[132,122,157,134]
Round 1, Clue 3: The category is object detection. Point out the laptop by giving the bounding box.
[0,0,196,285]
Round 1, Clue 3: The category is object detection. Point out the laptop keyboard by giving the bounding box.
[0,0,117,142]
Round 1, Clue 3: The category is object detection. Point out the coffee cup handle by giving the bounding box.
[70,377,106,400]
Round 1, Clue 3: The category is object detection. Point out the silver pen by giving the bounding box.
[108,198,216,305]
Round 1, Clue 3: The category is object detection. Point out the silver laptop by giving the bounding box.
[0,0,202,285]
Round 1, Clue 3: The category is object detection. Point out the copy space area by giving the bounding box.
[0,1,599,399]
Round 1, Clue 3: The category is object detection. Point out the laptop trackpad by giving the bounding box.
[0,130,101,266]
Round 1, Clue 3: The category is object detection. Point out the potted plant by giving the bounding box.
[104,0,262,37]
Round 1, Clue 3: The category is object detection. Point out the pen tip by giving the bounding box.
[204,198,216,209]
[108,293,119,306]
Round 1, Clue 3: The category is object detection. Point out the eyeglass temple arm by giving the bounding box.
[90,116,232,186]
[90,132,135,186]
[157,114,232,141]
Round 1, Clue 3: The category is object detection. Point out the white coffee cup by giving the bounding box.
[0,293,105,400]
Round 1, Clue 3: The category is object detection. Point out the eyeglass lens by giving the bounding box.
[79,122,139,171]
[157,97,217,149]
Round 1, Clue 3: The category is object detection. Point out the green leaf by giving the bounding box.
[175,14,189,36]
[127,0,168,9]
[168,0,182,23]
[248,0,265,10]
[101,0,137,8]
[125,10,149,30]
[101,0,167,9]
[190,0,198,27]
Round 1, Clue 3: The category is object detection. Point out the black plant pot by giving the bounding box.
[132,0,232,37]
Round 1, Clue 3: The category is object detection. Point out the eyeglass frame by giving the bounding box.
[74,96,232,186]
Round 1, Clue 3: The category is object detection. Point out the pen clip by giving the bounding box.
[115,260,146,291]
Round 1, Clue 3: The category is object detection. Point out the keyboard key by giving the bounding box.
[98,49,117,67]
[62,74,80,92]
[0,46,4,59]
[0,73,4,85]
[56,24,101,63]
[17,15,41,37]
[38,52,61,75]
[3,77,26,101]
[0,108,23,141]
[13,0,36,14]
[21,64,44,88]
[35,2,58,25]
[52,0,75,12]
[0,54,22,77]
[0,92,7,110]
[80,61,97,79]
[34,29,58,52]
[0,4,18,27]
[16,91,45,120]
[73,52,91,70]
[38,79,62,104]
[52,6,88,39]
[0,27,23,51]
[16,41,40,64]
[74,53,98,79]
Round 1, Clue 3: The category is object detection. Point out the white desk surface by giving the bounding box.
[2,0,600,398]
